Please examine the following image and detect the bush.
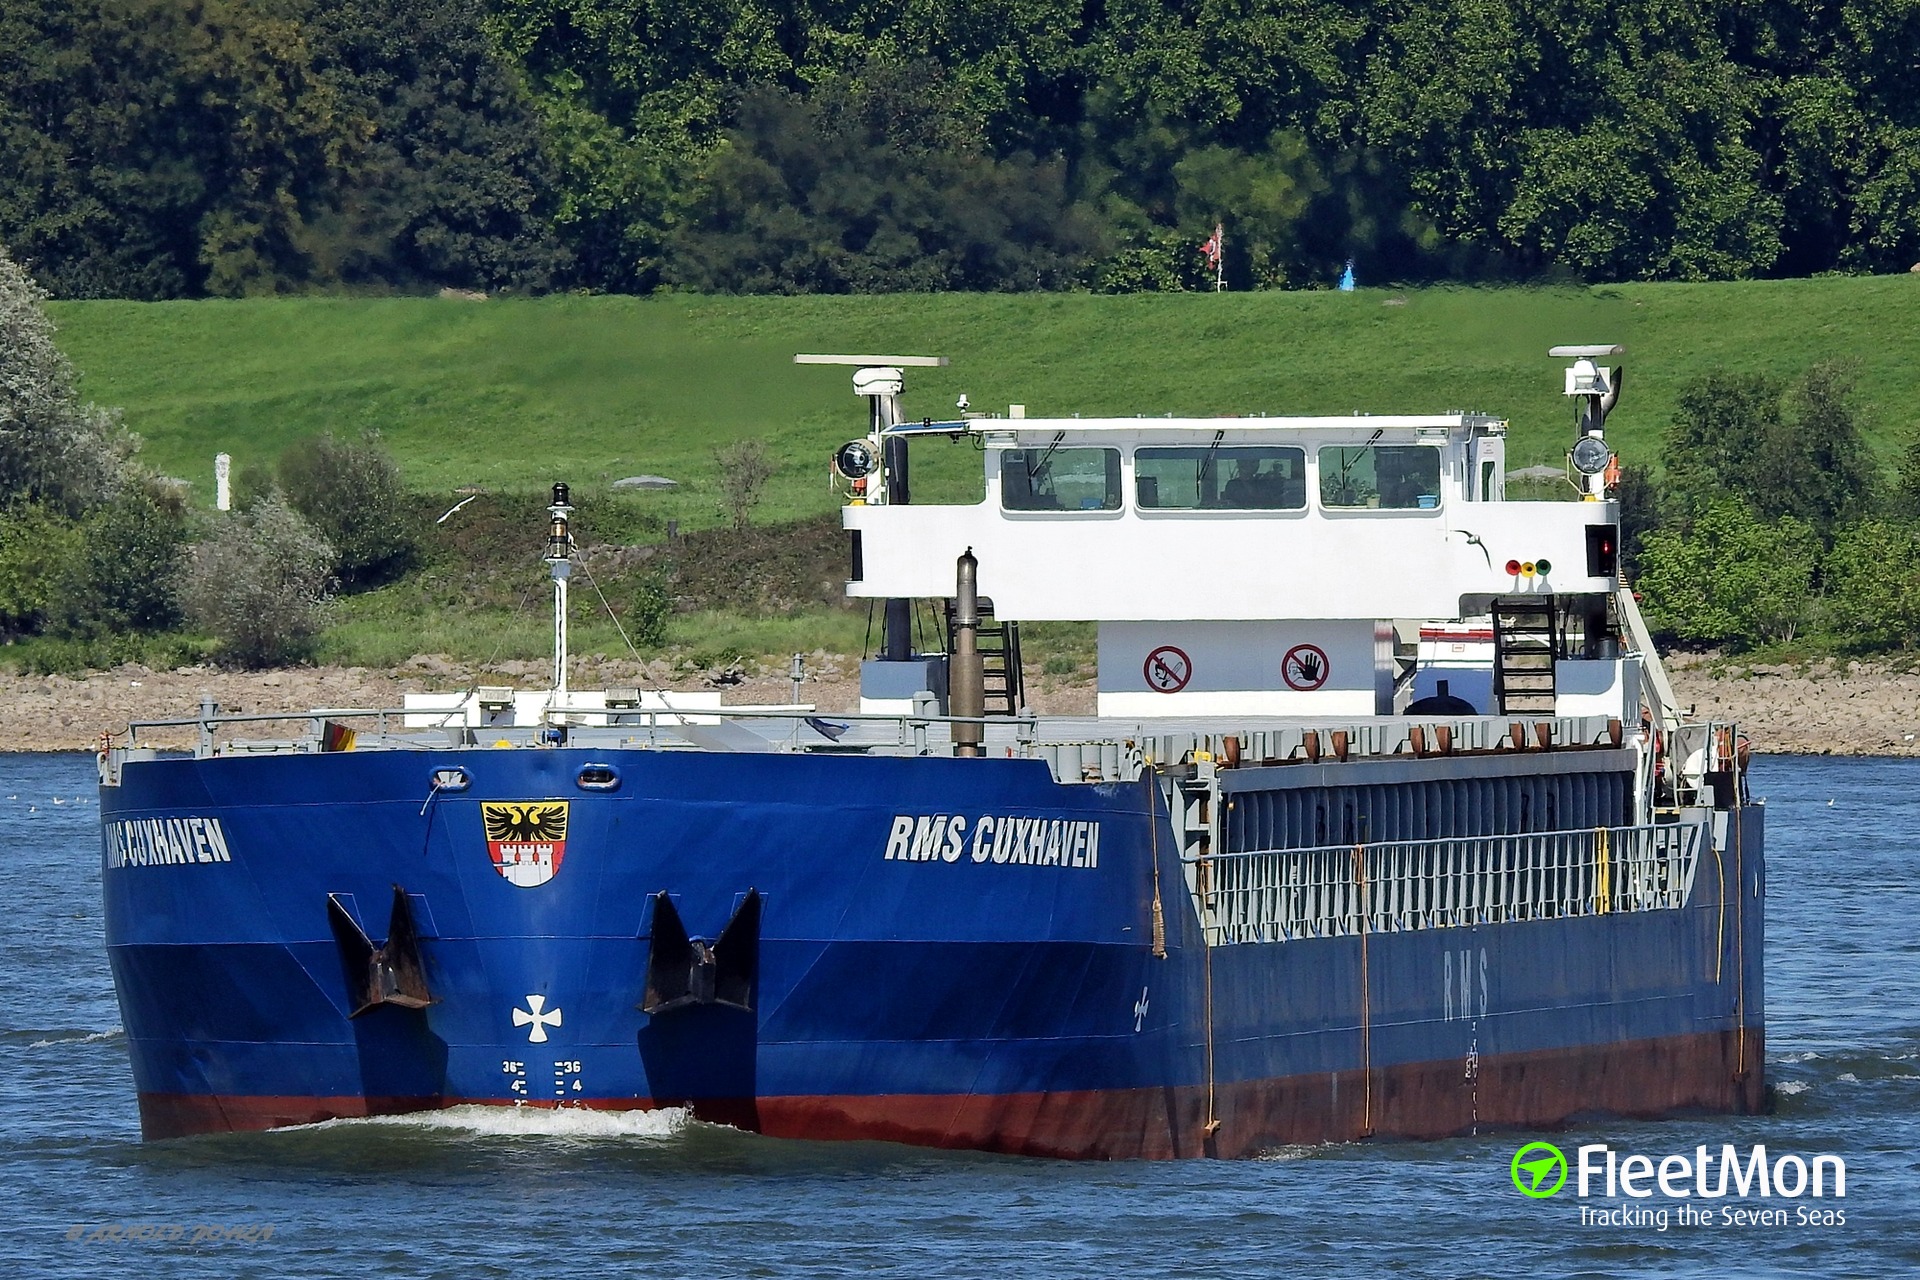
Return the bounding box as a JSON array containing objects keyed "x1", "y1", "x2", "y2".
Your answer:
[
  {"x1": 713, "y1": 440, "x2": 773, "y2": 531},
  {"x1": 277, "y1": 431, "x2": 418, "y2": 589},
  {"x1": 1636, "y1": 501, "x2": 1818, "y2": 648},
  {"x1": 180, "y1": 494, "x2": 335, "y2": 667},
  {"x1": 627, "y1": 576, "x2": 672, "y2": 648},
  {"x1": 54, "y1": 485, "x2": 189, "y2": 638},
  {"x1": 1889, "y1": 437, "x2": 1920, "y2": 522},
  {"x1": 1663, "y1": 362, "x2": 1874, "y2": 539},
  {"x1": 1822, "y1": 519, "x2": 1920, "y2": 650},
  {"x1": 0, "y1": 245, "x2": 128, "y2": 513},
  {"x1": 0, "y1": 505, "x2": 84, "y2": 636}
]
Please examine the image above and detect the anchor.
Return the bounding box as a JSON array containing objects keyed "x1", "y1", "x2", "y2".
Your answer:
[
  {"x1": 327, "y1": 886, "x2": 436, "y2": 1018},
  {"x1": 641, "y1": 890, "x2": 760, "y2": 1014}
]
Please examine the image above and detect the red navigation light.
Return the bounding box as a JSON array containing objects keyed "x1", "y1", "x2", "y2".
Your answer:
[{"x1": 1505, "y1": 559, "x2": 1522, "y2": 575}]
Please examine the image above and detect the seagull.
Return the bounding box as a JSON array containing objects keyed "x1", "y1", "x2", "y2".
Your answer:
[
  {"x1": 436, "y1": 494, "x2": 482, "y2": 524},
  {"x1": 956, "y1": 394, "x2": 970, "y2": 412}
]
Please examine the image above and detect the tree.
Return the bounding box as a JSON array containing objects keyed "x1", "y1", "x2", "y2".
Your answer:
[
  {"x1": 0, "y1": 0, "x2": 563, "y2": 298},
  {"x1": 0, "y1": 0, "x2": 348, "y2": 299},
  {"x1": 54, "y1": 484, "x2": 189, "y2": 637},
  {"x1": 0, "y1": 504, "x2": 82, "y2": 637},
  {"x1": 1890, "y1": 436, "x2": 1920, "y2": 521},
  {"x1": 712, "y1": 440, "x2": 773, "y2": 530},
  {"x1": 0, "y1": 244, "x2": 126, "y2": 512},
  {"x1": 1662, "y1": 369, "x2": 1784, "y2": 518},
  {"x1": 1662, "y1": 361, "x2": 1875, "y2": 540},
  {"x1": 277, "y1": 431, "x2": 417, "y2": 589},
  {"x1": 181, "y1": 494, "x2": 335, "y2": 667},
  {"x1": 1750, "y1": 360, "x2": 1875, "y2": 536},
  {"x1": 1823, "y1": 518, "x2": 1920, "y2": 650},
  {"x1": 294, "y1": 0, "x2": 568, "y2": 291},
  {"x1": 1636, "y1": 500, "x2": 1818, "y2": 648},
  {"x1": 665, "y1": 64, "x2": 1103, "y2": 294}
]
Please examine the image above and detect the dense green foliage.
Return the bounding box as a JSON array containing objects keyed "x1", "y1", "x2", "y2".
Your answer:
[
  {"x1": 16, "y1": 277, "x2": 1920, "y2": 667},
  {"x1": 276, "y1": 431, "x2": 419, "y2": 588},
  {"x1": 180, "y1": 493, "x2": 335, "y2": 666},
  {"x1": 1, "y1": 244, "x2": 190, "y2": 644},
  {"x1": 54, "y1": 487, "x2": 191, "y2": 637},
  {"x1": 1637, "y1": 501, "x2": 1820, "y2": 646},
  {"x1": 665, "y1": 69, "x2": 1101, "y2": 294},
  {"x1": 0, "y1": 0, "x2": 560, "y2": 298},
  {"x1": 1661, "y1": 361, "x2": 1877, "y2": 539},
  {"x1": 0, "y1": 504, "x2": 84, "y2": 636},
  {"x1": 1635, "y1": 356, "x2": 1920, "y2": 653},
  {"x1": 0, "y1": 245, "x2": 126, "y2": 510},
  {"x1": 8, "y1": 0, "x2": 1920, "y2": 296}
]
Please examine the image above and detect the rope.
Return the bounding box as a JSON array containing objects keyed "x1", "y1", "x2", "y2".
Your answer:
[
  {"x1": 426, "y1": 573, "x2": 542, "y2": 729},
  {"x1": 576, "y1": 555, "x2": 702, "y2": 730},
  {"x1": 577, "y1": 556, "x2": 646, "y2": 664}
]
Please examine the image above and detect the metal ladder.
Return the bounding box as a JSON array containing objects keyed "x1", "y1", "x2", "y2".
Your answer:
[
  {"x1": 946, "y1": 597, "x2": 1025, "y2": 715},
  {"x1": 1493, "y1": 595, "x2": 1559, "y2": 714}
]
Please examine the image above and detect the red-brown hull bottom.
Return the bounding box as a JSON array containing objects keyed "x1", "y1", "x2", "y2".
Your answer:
[{"x1": 137, "y1": 1028, "x2": 1764, "y2": 1157}]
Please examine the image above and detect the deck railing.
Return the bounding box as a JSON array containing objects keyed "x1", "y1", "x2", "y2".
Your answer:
[{"x1": 1190, "y1": 821, "x2": 1702, "y2": 946}]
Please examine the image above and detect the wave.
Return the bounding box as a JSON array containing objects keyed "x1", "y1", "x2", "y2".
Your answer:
[
  {"x1": 1254, "y1": 1144, "x2": 1325, "y2": 1162},
  {"x1": 287, "y1": 1103, "x2": 693, "y2": 1140},
  {"x1": 25, "y1": 1026, "x2": 123, "y2": 1049}
]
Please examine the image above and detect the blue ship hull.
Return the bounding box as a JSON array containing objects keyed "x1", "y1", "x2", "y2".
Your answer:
[{"x1": 100, "y1": 747, "x2": 1764, "y2": 1156}]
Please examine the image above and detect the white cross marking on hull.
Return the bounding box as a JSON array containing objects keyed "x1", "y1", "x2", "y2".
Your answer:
[{"x1": 513, "y1": 994, "x2": 563, "y2": 1043}]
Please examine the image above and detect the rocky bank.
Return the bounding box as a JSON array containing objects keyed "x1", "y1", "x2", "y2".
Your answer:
[{"x1": 3, "y1": 652, "x2": 1915, "y2": 755}]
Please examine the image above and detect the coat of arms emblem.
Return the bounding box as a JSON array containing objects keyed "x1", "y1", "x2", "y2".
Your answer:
[{"x1": 481, "y1": 801, "x2": 569, "y2": 888}]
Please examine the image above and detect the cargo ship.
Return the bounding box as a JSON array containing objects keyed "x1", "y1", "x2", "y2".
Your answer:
[{"x1": 98, "y1": 346, "x2": 1764, "y2": 1157}]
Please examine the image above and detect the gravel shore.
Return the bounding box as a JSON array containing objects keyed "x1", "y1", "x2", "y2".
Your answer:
[{"x1": 4, "y1": 651, "x2": 1916, "y2": 756}]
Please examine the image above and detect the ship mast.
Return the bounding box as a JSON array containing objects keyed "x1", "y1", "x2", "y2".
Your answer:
[{"x1": 545, "y1": 482, "x2": 573, "y2": 697}]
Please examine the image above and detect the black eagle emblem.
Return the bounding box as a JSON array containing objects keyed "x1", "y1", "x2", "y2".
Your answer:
[{"x1": 483, "y1": 802, "x2": 568, "y2": 843}]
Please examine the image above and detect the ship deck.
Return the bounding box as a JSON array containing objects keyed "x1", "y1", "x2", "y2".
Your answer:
[{"x1": 111, "y1": 699, "x2": 1653, "y2": 787}]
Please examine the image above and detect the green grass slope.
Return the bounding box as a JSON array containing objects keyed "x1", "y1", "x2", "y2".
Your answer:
[{"x1": 49, "y1": 278, "x2": 1920, "y2": 533}]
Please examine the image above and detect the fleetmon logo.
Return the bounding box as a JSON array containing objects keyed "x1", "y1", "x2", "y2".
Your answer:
[{"x1": 1511, "y1": 1142, "x2": 1569, "y2": 1198}]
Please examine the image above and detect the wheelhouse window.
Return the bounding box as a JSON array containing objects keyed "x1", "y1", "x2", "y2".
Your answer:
[
  {"x1": 999, "y1": 447, "x2": 1122, "y2": 511},
  {"x1": 1134, "y1": 446, "x2": 1307, "y2": 510},
  {"x1": 1319, "y1": 445, "x2": 1443, "y2": 510}
]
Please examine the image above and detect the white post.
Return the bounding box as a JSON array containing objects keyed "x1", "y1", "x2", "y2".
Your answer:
[
  {"x1": 544, "y1": 483, "x2": 574, "y2": 700},
  {"x1": 1215, "y1": 223, "x2": 1225, "y2": 293},
  {"x1": 215, "y1": 454, "x2": 231, "y2": 511},
  {"x1": 552, "y1": 566, "x2": 570, "y2": 697}
]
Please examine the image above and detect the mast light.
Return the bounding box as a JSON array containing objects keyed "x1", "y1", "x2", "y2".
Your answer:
[{"x1": 546, "y1": 482, "x2": 573, "y2": 563}]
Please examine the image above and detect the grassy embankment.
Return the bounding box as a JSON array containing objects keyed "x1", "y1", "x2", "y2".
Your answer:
[{"x1": 44, "y1": 278, "x2": 1920, "y2": 671}]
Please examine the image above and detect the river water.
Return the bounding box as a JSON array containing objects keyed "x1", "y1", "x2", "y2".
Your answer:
[{"x1": 3, "y1": 753, "x2": 1913, "y2": 1277}]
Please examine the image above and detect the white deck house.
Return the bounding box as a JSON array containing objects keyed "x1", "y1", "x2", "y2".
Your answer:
[{"x1": 827, "y1": 359, "x2": 1634, "y2": 722}]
